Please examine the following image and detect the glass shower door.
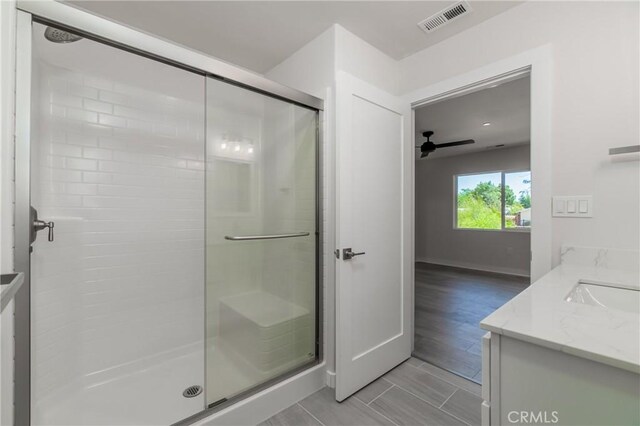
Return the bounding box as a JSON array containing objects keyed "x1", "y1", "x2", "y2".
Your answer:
[
  {"x1": 205, "y1": 78, "x2": 318, "y2": 405},
  {"x1": 29, "y1": 22, "x2": 205, "y2": 425}
]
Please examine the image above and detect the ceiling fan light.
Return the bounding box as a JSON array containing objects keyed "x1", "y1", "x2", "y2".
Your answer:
[{"x1": 482, "y1": 122, "x2": 491, "y2": 126}]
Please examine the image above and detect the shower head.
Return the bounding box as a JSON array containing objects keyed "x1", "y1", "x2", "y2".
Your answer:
[{"x1": 44, "y1": 27, "x2": 83, "y2": 44}]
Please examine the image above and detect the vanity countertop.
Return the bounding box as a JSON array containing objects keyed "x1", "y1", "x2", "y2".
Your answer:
[
  {"x1": 481, "y1": 263, "x2": 640, "y2": 374},
  {"x1": 1, "y1": 272, "x2": 25, "y2": 313}
]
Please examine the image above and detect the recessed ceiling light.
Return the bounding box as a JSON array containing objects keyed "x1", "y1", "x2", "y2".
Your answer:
[{"x1": 482, "y1": 122, "x2": 491, "y2": 126}]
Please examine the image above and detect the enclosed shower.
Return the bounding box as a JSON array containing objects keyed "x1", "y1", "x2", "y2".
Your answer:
[{"x1": 20, "y1": 18, "x2": 320, "y2": 425}]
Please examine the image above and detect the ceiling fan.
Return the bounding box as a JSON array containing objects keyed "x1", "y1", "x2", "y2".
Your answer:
[{"x1": 415, "y1": 131, "x2": 475, "y2": 158}]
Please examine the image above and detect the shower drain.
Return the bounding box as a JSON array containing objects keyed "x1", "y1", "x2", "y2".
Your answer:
[{"x1": 183, "y1": 385, "x2": 203, "y2": 398}]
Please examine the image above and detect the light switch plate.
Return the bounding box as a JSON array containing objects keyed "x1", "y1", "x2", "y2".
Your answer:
[{"x1": 553, "y1": 196, "x2": 593, "y2": 218}]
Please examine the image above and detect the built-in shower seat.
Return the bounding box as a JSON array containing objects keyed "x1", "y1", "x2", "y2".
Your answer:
[{"x1": 219, "y1": 291, "x2": 313, "y2": 373}]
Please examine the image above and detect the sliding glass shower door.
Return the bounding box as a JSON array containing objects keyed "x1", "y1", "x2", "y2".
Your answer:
[
  {"x1": 205, "y1": 78, "x2": 318, "y2": 405},
  {"x1": 29, "y1": 22, "x2": 205, "y2": 425},
  {"x1": 25, "y1": 19, "x2": 318, "y2": 426}
]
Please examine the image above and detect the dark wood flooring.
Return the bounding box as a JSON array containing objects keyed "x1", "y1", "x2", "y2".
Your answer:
[{"x1": 413, "y1": 262, "x2": 530, "y2": 383}]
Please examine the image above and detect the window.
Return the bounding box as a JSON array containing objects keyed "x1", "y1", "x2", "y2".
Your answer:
[
  {"x1": 456, "y1": 171, "x2": 531, "y2": 230},
  {"x1": 504, "y1": 171, "x2": 531, "y2": 228}
]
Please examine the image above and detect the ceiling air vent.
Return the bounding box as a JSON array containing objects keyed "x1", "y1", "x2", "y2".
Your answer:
[{"x1": 417, "y1": 1, "x2": 473, "y2": 34}]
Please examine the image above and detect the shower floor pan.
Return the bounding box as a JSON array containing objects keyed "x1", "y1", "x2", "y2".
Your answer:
[{"x1": 32, "y1": 348, "x2": 204, "y2": 426}]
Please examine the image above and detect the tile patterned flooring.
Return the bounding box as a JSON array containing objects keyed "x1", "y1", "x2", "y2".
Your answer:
[
  {"x1": 260, "y1": 263, "x2": 526, "y2": 426},
  {"x1": 259, "y1": 357, "x2": 483, "y2": 426}
]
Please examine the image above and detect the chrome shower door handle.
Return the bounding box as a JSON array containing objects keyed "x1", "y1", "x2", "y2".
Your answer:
[
  {"x1": 342, "y1": 248, "x2": 365, "y2": 260},
  {"x1": 224, "y1": 232, "x2": 310, "y2": 241},
  {"x1": 34, "y1": 220, "x2": 55, "y2": 242},
  {"x1": 30, "y1": 206, "x2": 54, "y2": 243}
]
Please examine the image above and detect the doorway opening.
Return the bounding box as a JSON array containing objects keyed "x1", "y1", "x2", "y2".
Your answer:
[{"x1": 412, "y1": 74, "x2": 532, "y2": 383}]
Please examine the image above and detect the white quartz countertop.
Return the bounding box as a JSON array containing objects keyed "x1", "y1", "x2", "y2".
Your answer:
[{"x1": 481, "y1": 264, "x2": 640, "y2": 374}]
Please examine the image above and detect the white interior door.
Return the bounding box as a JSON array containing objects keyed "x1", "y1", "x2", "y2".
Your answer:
[{"x1": 335, "y1": 71, "x2": 412, "y2": 401}]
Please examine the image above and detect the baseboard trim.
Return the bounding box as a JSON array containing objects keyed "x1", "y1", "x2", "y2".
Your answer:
[
  {"x1": 326, "y1": 370, "x2": 336, "y2": 388},
  {"x1": 194, "y1": 363, "x2": 326, "y2": 426},
  {"x1": 416, "y1": 257, "x2": 531, "y2": 278}
]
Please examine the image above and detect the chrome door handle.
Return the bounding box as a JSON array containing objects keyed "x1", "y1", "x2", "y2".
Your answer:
[
  {"x1": 34, "y1": 220, "x2": 55, "y2": 242},
  {"x1": 30, "y1": 206, "x2": 54, "y2": 243},
  {"x1": 342, "y1": 248, "x2": 365, "y2": 260}
]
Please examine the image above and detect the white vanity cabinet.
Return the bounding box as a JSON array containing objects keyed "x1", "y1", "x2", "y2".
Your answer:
[
  {"x1": 481, "y1": 332, "x2": 640, "y2": 426},
  {"x1": 1, "y1": 272, "x2": 23, "y2": 426},
  {"x1": 1, "y1": 299, "x2": 15, "y2": 426}
]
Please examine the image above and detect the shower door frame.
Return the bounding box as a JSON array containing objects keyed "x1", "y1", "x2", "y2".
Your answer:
[{"x1": 13, "y1": 2, "x2": 324, "y2": 425}]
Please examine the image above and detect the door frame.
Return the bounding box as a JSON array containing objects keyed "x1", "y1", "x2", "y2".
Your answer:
[
  {"x1": 13, "y1": 10, "x2": 33, "y2": 426},
  {"x1": 403, "y1": 46, "x2": 553, "y2": 350}
]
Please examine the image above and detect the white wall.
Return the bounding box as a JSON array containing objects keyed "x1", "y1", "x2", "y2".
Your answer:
[
  {"x1": 415, "y1": 145, "x2": 531, "y2": 276},
  {"x1": 267, "y1": 24, "x2": 399, "y2": 97},
  {"x1": 266, "y1": 27, "x2": 336, "y2": 100},
  {"x1": 402, "y1": 1, "x2": 640, "y2": 265},
  {"x1": 334, "y1": 26, "x2": 400, "y2": 96}
]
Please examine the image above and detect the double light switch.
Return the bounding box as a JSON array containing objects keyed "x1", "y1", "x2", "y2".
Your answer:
[{"x1": 553, "y1": 195, "x2": 592, "y2": 217}]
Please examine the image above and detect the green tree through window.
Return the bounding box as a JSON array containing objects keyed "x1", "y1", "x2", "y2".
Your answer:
[{"x1": 456, "y1": 171, "x2": 531, "y2": 230}]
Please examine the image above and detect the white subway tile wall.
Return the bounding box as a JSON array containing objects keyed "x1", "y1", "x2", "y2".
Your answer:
[{"x1": 31, "y1": 35, "x2": 205, "y2": 424}]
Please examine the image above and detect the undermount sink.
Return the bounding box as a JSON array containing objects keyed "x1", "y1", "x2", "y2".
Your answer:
[{"x1": 566, "y1": 281, "x2": 640, "y2": 314}]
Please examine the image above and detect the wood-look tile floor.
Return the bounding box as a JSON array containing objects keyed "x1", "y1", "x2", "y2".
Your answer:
[
  {"x1": 259, "y1": 358, "x2": 483, "y2": 426},
  {"x1": 413, "y1": 262, "x2": 529, "y2": 383}
]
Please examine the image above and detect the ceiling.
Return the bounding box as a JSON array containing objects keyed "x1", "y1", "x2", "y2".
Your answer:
[
  {"x1": 415, "y1": 76, "x2": 531, "y2": 160},
  {"x1": 65, "y1": 1, "x2": 523, "y2": 73}
]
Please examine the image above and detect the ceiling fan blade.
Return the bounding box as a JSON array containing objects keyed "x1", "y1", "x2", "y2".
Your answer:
[{"x1": 434, "y1": 139, "x2": 475, "y2": 148}]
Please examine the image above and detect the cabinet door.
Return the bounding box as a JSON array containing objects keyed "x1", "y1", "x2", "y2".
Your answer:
[
  {"x1": 482, "y1": 401, "x2": 491, "y2": 426},
  {"x1": 481, "y1": 332, "x2": 492, "y2": 426},
  {"x1": 482, "y1": 332, "x2": 491, "y2": 402},
  {"x1": 490, "y1": 333, "x2": 501, "y2": 425}
]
